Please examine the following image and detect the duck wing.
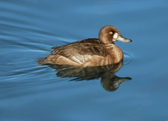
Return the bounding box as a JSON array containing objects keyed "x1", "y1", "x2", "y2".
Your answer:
[
  {"x1": 51, "y1": 42, "x2": 108, "y2": 57},
  {"x1": 49, "y1": 42, "x2": 109, "y2": 65}
]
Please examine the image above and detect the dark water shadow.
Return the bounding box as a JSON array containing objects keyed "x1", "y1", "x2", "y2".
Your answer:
[{"x1": 49, "y1": 60, "x2": 131, "y2": 92}]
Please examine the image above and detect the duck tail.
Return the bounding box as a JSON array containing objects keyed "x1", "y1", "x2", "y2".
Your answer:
[{"x1": 37, "y1": 58, "x2": 50, "y2": 65}]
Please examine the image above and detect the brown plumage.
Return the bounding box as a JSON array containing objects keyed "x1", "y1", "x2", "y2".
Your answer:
[{"x1": 37, "y1": 25, "x2": 132, "y2": 66}]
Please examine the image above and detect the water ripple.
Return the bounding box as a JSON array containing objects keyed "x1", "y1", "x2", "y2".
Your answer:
[{"x1": 123, "y1": 51, "x2": 135, "y2": 66}]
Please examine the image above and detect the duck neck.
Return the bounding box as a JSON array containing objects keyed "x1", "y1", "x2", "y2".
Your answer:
[{"x1": 102, "y1": 44, "x2": 123, "y2": 63}]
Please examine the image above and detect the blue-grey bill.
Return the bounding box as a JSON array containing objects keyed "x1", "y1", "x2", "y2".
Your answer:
[{"x1": 117, "y1": 35, "x2": 132, "y2": 43}]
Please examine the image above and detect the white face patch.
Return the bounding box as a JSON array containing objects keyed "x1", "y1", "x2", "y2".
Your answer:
[
  {"x1": 112, "y1": 33, "x2": 119, "y2": 41},
  {"x1": 113, "y1": 33, "x2": 119, "y2": 39}
]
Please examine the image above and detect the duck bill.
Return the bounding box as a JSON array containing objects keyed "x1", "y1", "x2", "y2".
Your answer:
[{"x1": 117, "y1": 35, "x2": 132, "y2": 43}]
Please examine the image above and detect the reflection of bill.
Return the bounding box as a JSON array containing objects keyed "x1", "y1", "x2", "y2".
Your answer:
[{"x1": 50, "y1": 60, "x2": 131, "y2": 92}]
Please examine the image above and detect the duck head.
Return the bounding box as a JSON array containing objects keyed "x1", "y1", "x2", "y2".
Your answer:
[{"x1": 99, "y1": 25, "x2": 132, "y2": 44}]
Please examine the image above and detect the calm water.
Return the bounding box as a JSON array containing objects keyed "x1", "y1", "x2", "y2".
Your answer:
[{"x1": 0, "y1": 0, "x2": 168, "y2": 121}]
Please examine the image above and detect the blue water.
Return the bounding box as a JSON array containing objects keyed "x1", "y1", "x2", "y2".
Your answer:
[{"x1": 0, "y1": 0, "x2": 168, "y2": 121}]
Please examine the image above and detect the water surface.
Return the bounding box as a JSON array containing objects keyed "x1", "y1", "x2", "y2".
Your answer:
[{"x1": 0, "y1": 0, "x2": 168, "y2": 121}]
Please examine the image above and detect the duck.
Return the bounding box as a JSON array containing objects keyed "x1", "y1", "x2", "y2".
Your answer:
[{"x1": 37, "y1": 25, "x2": 132, "y2": 66}]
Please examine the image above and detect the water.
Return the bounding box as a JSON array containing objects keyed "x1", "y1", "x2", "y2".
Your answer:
[{"x1": 0, "y1": 0, "x2": 168, "y2": 121}]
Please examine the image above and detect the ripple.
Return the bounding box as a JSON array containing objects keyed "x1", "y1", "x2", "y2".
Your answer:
[{"x1": 123, "y1": 51, "x2": 135, "y2": 66}]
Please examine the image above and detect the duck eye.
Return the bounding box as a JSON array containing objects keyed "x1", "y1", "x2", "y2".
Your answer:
[{"x1": 109, "y1": 31, "x2": 113, "y2": 35}]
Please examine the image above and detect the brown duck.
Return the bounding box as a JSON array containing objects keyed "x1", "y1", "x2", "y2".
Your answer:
[{"x1": 37, "y1": 25, "x2": 132, "y2": 66}]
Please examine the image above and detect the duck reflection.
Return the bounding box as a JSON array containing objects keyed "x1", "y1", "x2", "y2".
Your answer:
[{"x1": 49, "y1": 60, "x2": 131, "y2": 92}]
